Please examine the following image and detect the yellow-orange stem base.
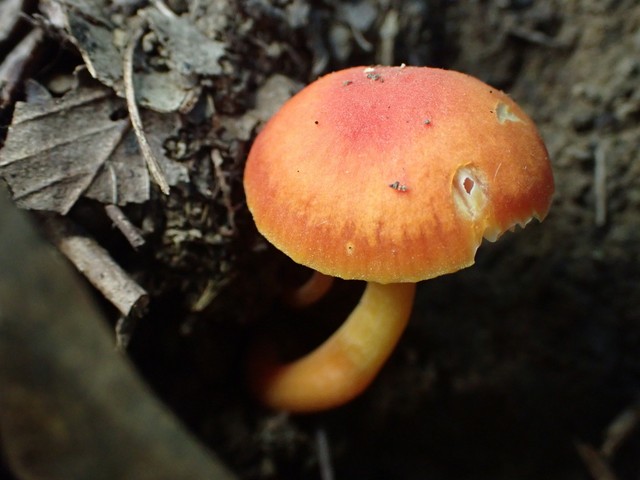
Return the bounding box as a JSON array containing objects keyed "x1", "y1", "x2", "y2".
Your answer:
[{"x1": 248, "y1": 282, "x2": 416, "y2": 412}]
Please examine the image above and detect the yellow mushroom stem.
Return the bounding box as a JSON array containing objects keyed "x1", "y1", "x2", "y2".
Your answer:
[
  {"x1": 249, "y1": 281, "x2": 417, "y2": 412},
  {"x1": 284, "y1": 271, "x2": 335, "y2": 309}
]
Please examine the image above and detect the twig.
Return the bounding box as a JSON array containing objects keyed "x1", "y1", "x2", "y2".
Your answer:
[
  {"x1": 211, "y1": 149, "x2": 237, "y2": 234},
  {"x1": 508, "y1": 26, "x2": 567, "y2": 48},
  {"x1": 594, "y1": 141, "x2": 608, "y2": 227},
  {"x1": 41, "y1": 214, "x2": 149, "y2": 317},
  {"x1": 601, "y1": 402, "x2": 640, "y2": 458},
  {"x1": 315, "y1": 428, "x2": 335, "y2": 480},
  {"x1": 575, "y1": 441, "x2": 618, "y2": 480},
  {"x1": 378, "y1": 9, "x2": 398, "y2": 66},
  {"x1": 150, "y1": 0, "x2": 177, "y2": 18},
  {"x1": 123, "y1": 24, "x2": 170, "y2": 195},
  {"x1": 105, "y1": 204, "x2": 146, "y2": 249},
  {"x1": 190, "y1": 278, "x2": 229, "y2": 313}
]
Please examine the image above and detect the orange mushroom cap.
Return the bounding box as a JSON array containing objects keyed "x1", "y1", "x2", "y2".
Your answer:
[{"x1": 244, "y1": 65, "x2": 554, "y2": 284}]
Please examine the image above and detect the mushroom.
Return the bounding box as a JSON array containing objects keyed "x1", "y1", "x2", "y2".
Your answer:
[{"x1": 243, "y1": 65, "x2": 554, "y2": 412}]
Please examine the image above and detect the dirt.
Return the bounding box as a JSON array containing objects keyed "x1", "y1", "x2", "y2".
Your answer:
[{"x1": 3, "y1": 0, "x2": 640, "y2": 479}]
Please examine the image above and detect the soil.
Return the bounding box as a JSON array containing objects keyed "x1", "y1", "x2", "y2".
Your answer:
[{"x1": 3, "y1": 0, "x2": 640, "y2": 479}]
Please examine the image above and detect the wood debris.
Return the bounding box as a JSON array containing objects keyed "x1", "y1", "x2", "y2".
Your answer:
[
  {"x1": 123, "y1": 24, "x2": 170, "y2": 194},
  {"x1": 575, "y1": 442, "x2": 618, "y2": 480},
  {"x1": 41, "y1": 214, "x2": 149, "y2": 317},
  {"x1": 0, "y1": 189, "x2": 237, "y2": 480},
  {"x1": 600, "y1": 403, "x2": 640, "y2": 458},
  {"x1": 105, "y1": 204, "x2": 145, "y2": 249},
  {"x1": 576, "y1": 401, "x2": 640, "y2": 480},
  {"x1": 594, "y1": 141, "x2": 608, "y2": 227}
]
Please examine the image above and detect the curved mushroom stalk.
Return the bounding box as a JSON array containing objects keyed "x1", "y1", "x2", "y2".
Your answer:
[
  {"x1": 284, "y1": 271, "x2": 335, "y2": 309},
  {"x1": 249, "y1": 282, "x2": 416, "y2": 413}
]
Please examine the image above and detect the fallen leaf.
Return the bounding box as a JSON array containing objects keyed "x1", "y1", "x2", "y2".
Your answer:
[
  {"x1": 0, "y1": 0, "x2": 23, "y2": 43},
  {"x1": 144, "y1": 7, "x2": 225, "y2": 77},
  {"x1": 0, "y1": 84, "x2": 189, "y2": 213},
  {"x1": 0, "y1": 87, "x2": 128, "y2": 214},
  {"x1": 65, "y1": 7, "x2": 124, "y2": 92},
  {"x1": 51, "y1": 2, "x2": 229, "y2": 114},
  {"x1": 85, "y1": 108, "x2": 189, "y2": 205}
]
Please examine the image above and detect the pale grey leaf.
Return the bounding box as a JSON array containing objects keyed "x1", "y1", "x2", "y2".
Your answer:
[
  {"x1": 0, "y1": 0, "x2": 23, "y2": 44},
  {"x1": 133, "y1": 67, "x2": 195, "y2": 113},
  {"x1": 85, "y1": 108, "x2": 188, "y2": 205},
  {"x1": 65, "y1": 9, "x2": 124, "y2": 92},
  {"x1": 0, "y1": 87, "x2": 129, "y2": 214},
  {"x1": 145, "y1": 7, "x2": 225, "y2": 77}
]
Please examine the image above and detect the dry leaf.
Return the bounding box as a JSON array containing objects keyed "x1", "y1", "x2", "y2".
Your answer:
[
  {"x1": 85, "y1": 108, "x2": 189, "y2": 205},
  {"x1": 0, "y1": 0, "x2": 23, "y2": 43},
  {"x1": 65, "y1": 8, "x2": 124, "y2": 92},
  {"x1": 50, "y1": 2, "x2": 228, "y2": 114},
  {"x1": 0, "y1": 87, "x2": 129, "y2": 214},
  {"x1": 132, "y1": 67, "x2": 198, "y2": 114},
  {"x1": 0, "y1": 29, "x2": 45, "y2": 108},
  {"x1": 144, "y1": 7, "x2": 225, "y2": 77},
  {"x1": 0, "y1": 84, "x2": 188, "y2": 213}
]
